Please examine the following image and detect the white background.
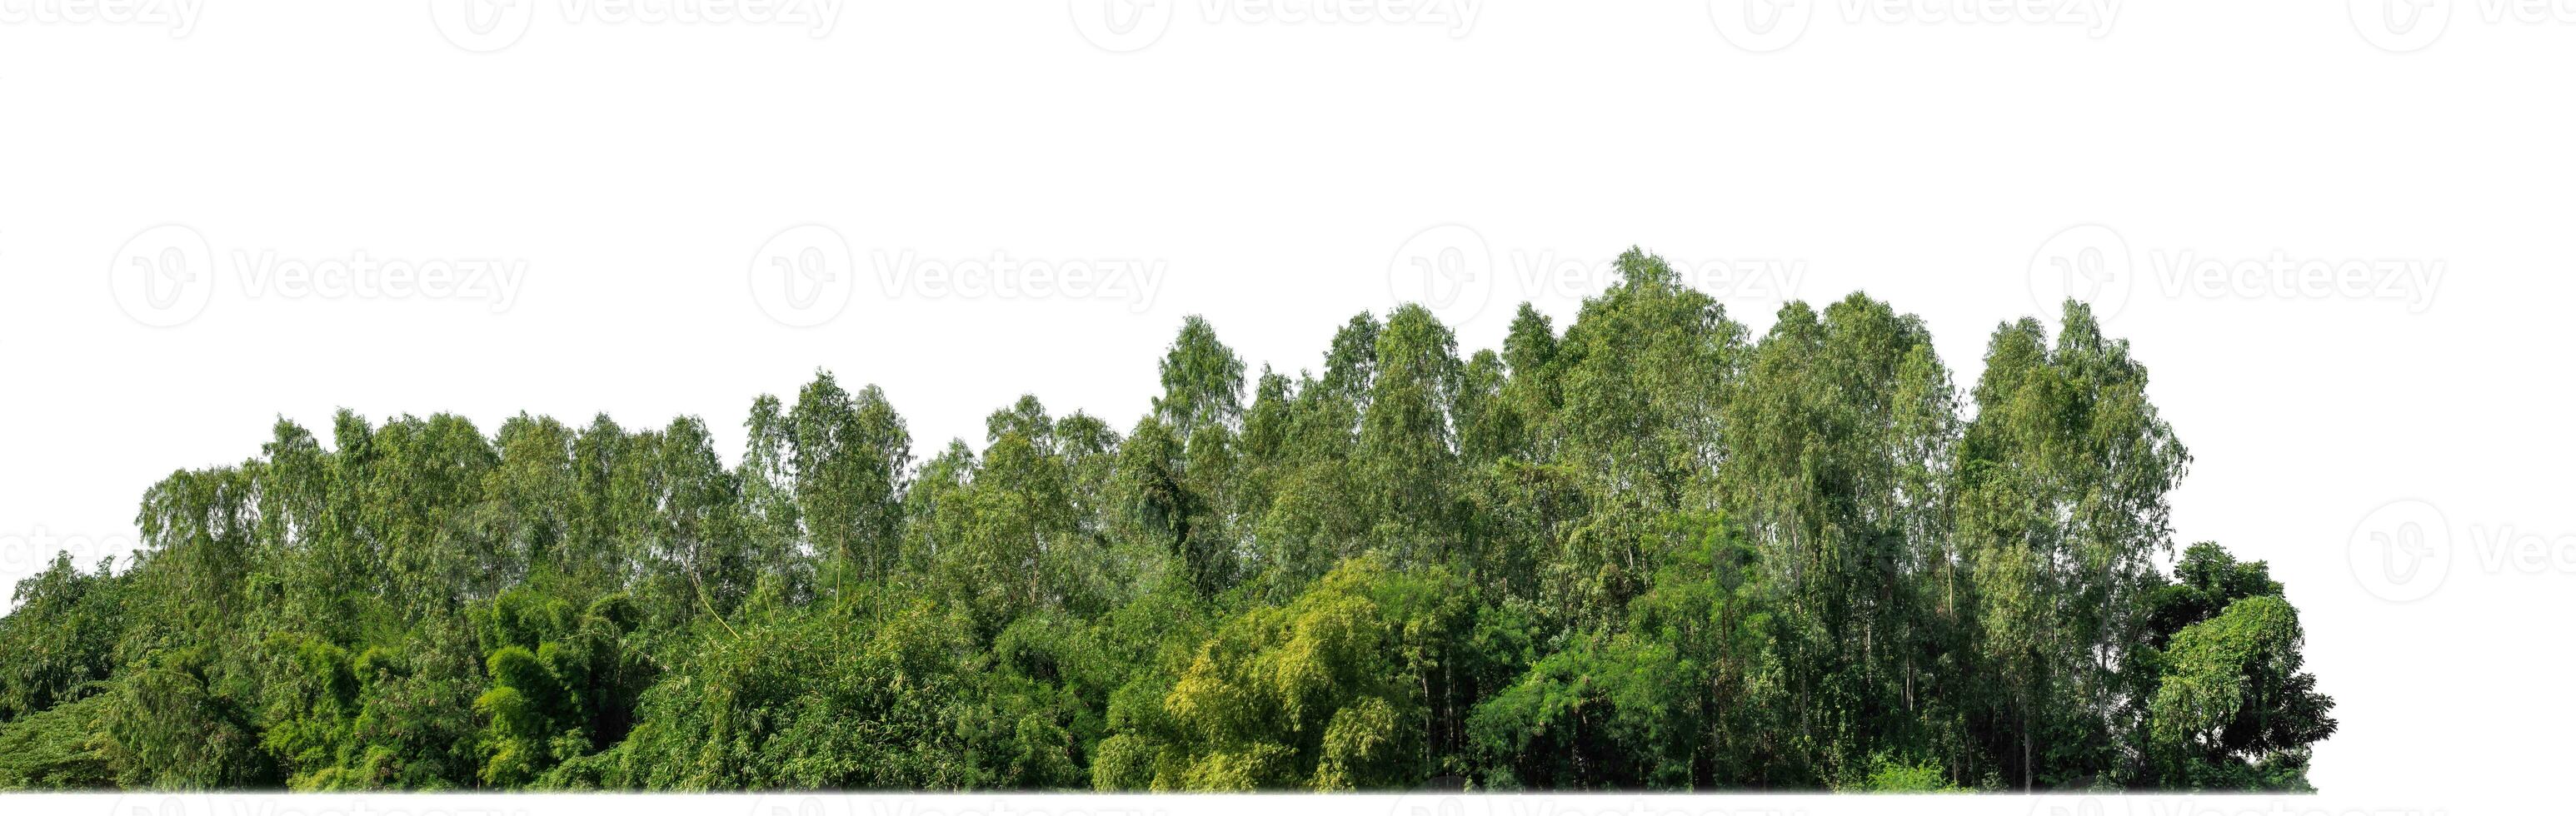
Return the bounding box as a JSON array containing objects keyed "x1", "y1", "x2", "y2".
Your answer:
[{"x1": 2, "y1": 1, "x2": 2567, "y2": 810}]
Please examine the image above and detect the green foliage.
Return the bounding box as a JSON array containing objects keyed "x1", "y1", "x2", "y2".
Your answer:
[
  {"x1": 101, "y1": 649, "x2": 270, "y2": 788},
  {"x1": 0, "y1": 254, "x2": 2334, "y2": 792},
  {"x1": 0, "y1": 694, "x2": 117, "y2": 789},
  {"x1": 2146, "y1": 595, "x2": 2334, "y2": 790},
  {"x1": 0, "y1": 555, "x2": 127, "y2": 721},
  {"x1": 791, "y1": 371, "x2": 912, "y2": 595},
  {"x1": 1471, "y1": 631, "x2": 1696, "y2": 789},
  {"x1": 1850, "y1": 754, "x2": 1969, "y2": 792},
  {"x1": 612, "y1": 597, "x2": 981, "y2": 789},
  {"x1": 1152, "y1": 556, "x2": 1420, "y2": 790}
]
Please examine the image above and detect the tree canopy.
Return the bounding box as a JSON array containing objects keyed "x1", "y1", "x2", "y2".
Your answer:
[{"x1": 0, "y1": 250, "x2": 2332, "y2": 792}]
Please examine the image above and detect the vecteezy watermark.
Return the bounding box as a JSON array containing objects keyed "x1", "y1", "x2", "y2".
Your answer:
[
  {"x1": 750, "y1": 796, "x2": 1176, "y2": 816},
  {"x1": 1388, "y1": 794, "x2": 1805, "y2": 816},
  {"x1": 2026, "y1": 224, "x2": 2443, "y2": 323},
  {"x1": 1708, "y1": 0, "x2": 2120, "y2": 53},
  {"x1": 108, "y1": 225, "x2": 530, "y2": 327},
  {"x1": 0, "y1": 0, "x2": 202, "y2": 36},
  {"x1": 2026, "y1": 224, "x2": 2134, "y2": 322},
  {"x1": 107, "y1": 793, "x2": 203, "y2": 816},
  {"x1": 1387, "y1": 223, "x2": 1805, "y2": 328},
  {"x1": 2349, "y1": 0, "x2": 2576, "y2": 53},
  {"x1": 748, "y1": 794, "x2": 830, "y2": 816},
  {"x1": 2031, "y1": 794, "x2": 2448, "y2": 816},
  {"x1": 1388, "y1": 224, "x2": 1497, "y2": 321},
  {"x1": 0, "y1": 527, "x2": 135, "y2": 579},
  {"x1": 750, "y1": 224, "x2": 856, "y2": 328},
  {"x1": 867, "y1": 250, "x2": 1167, "y2": 313},
  {"x1": 748, "y1": 224, "x2": 1168, "y2": 327},
  {"x1": 109, "y1": 794, "x2": 533, "y2": 816},
  {"x1": 429, "y1": 0, "x2": 847, "y2": 53},
  {"x1": 1069, "y1": 0, "x2": 1483, "y2": 53},
  {"x1": 2349, "y1": 500, "x2": 2453, "y2": 602},
  {"x1": 2351, "y1": 499, "x2": 2576, "y2": 603}
]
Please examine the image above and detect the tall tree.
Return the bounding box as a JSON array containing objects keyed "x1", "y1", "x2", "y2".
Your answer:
[{"x1": 789, "y1": 371, "x2": 913, "y2": 598}]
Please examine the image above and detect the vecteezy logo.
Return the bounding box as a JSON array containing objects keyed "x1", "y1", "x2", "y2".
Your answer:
[
  {"x1": 2351, "y1": 499, "x2": 2452, "y2": 602},
  {"x1": 430, "y1": 0, "x2": 537, "y2": 52},
  {"x1": 2027, "y1": 796, "x2": 2107, "y2": 816},
  {"x1": 750, "y1": 225, "x2": 856, "y2": 327},
  {"x1": 107, "y1": 794, "x2": 208, "y2": 816},
  {"x1": 2349, "y1": 0, "x2": 2452, "y2": 52},
  {"x1": 1387, "y1": 791, "x2": 1478, "y2": 816},
  {"x1": 746, "y1": 793, "x2": 835, "y2": 816},
  {"x1": 1071, "y1": 0, "x2": 1175, "y2": 52},
  {"x1": 1388, "y1": 223, "x2": 1495, "y2": 324},
  {"x1": 1708, "y1": 0, "x2": 1812, "y2": 52},
  {"x1": 2027, "y1": 224, "x2": 2133, "y2": 322},
  {"x1": 109, "y1": 225, "x2": 216, "y2": 327}
]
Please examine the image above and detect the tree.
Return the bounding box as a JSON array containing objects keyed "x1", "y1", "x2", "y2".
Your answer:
[
  {"x1": 737, "y1": 395, "x2": 806, "y2": 597},
  {"x1": 0, "y1": 555, "x2": 126, "y2": 721},
  {"x1": 790, "y1": 371, "x2": 913, "y2": 597},
  {"x1": 1355, "y1": 304, "x2": 1467, "y2": 565},
  {"x1": 1954, "y1": 302, "x2": 2189, "y2": 789},
  {"x1": 1152, "y1": 556, "x2": 1422, "y2": 790},
  {"x1": 2148, "y1": 595, "x2": 2334, "y2": 789},
  {"x1": 1155, "y1": 316, "x2": 1248, "y2": 439}
]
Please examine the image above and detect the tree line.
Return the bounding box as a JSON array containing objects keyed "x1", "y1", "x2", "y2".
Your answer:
[{"x1": 0, "y1": 250, "x2": 2333, "y2": 791}]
